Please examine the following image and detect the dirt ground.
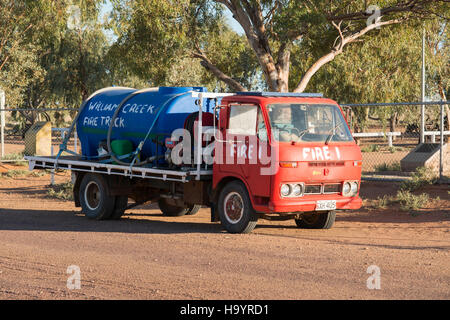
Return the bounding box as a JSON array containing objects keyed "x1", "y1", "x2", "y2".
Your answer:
[{"x1": 0, "y1": 166, "x2": 449, "y2": 300}]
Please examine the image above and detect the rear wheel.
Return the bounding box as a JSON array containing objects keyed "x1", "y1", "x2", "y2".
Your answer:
[
  {"x1": 218, "y1": 181, "x2": 258, "y2": 234},
  {"x1": 79, "y1": 174, "x2": 115, "y2": 220},
  {"x1": 295, "y1": 211, "x2": 336, "y2": 229},
  {"x1": 110, "y1": 196, "x2": 128, "y2": 220},
  {"x1": 186, "y1": 204, "x2": 201, "y2": 216}
]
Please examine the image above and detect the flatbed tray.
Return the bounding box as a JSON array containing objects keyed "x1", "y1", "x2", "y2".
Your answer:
[{"x1": 25, "y1": 156, "x2": 213, "y2": 183}]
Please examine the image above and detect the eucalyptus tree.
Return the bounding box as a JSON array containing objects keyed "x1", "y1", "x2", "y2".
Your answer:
[{"x1": 109, "y1": 0, "x2": 448, "y2": 94}]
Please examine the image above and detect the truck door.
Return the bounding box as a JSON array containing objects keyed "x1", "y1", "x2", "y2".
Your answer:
[{"x1": 215, "y1": 103, "x2": 271, "y2": 198}]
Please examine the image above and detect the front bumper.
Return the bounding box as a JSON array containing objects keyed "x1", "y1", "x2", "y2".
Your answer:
[{"x1": 268, "y1": 195, "x2": 362, "y2": 213}]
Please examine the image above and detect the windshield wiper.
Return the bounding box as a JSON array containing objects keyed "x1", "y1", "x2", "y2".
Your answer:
[{"x1": 325, "y1": 122, "x2": 344, "y2": 145}]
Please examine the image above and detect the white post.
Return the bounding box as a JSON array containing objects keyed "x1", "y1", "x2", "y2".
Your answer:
[
  {"x1": 196, "y1": 93, "x2": 203, "y2": 180},
  {"x1": 51, "y1": 143, "x2": 55, "y2": 185},
  {"x1": 0, "y1": 89, "x2": 5, "y2": 158},
  {"x1": 420, "y1": 27, "x2": 426, "y2": 144},
  {"x1": 440, "y1": 104, "x2": 444, "y2": 181},
  {"x1": 74, "y1": 129, "x2": 78, "y2": 154}
]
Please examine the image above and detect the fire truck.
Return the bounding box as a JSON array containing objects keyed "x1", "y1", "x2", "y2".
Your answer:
[{"x1": 26, "y1": 87, "x2": 362, "y2": 234}]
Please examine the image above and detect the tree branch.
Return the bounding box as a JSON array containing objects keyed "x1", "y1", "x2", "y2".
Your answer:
[
  {"x1": 192, "y1": 48, "x2": 247, "y2": 92},
  {"x1": 294, "y1": 18, "x2": 404, "y2": 93},
  {"x1": 327, "y1": 0, "x2": 433, "y2": 22}
]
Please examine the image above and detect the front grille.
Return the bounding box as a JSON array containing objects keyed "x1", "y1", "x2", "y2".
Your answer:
[
  {"x1": 304, "y1": 184, "x2": 342, "y2": 195},
  {"x1": 304, "y1": 185, "x2": 322, "y2": 194},
  {"x1": 309, "y1": 161, "x2": 345, "y2": 167},
  {"x1": 323, "y1": 184, "x2": 341, "y2": 194}
]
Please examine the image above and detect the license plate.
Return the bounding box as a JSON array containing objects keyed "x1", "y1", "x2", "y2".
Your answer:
[{"x1": 315, "y1": 200, "x2": 336, "y2": 211}]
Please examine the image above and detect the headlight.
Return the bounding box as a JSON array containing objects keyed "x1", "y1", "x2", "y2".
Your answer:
[
  {"x1": 280, "y1": 183, "x2": 304, "y2": 197},
  {"x1": 350, "y1": 182, "x2": 358, "y2": 194},
  {"x1": 342, "y1": 182, "x2": 351, "y2": 196},
  {"x1": 343, "y1": 181, "x2": 358, "y2": 197},
  {"x1": 280, "y1": 184, "x2": 291, "y2": 197},
  {"x1": 292, "y1": 184, "x2": 303, "y2": 197}
]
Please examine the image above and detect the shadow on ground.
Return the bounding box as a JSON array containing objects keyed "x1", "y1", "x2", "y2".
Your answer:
[{"x1": 0, "y1": 208, "x2": 224, "y2": 235}]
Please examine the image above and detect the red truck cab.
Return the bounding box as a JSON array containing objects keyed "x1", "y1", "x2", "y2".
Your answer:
[{"x1": 212, "y1": 92, "x2": 362, "y2": 233}]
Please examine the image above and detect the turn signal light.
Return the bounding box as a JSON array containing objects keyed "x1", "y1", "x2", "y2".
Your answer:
[
  {"x1": 353, "y1": 161, "x2": 362, "y2": 167},
  {"x1": 280, "y1": 161, "x2": 298, "y2": 168}
]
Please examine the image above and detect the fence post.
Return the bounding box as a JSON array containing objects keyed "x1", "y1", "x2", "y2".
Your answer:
[
  {"x1": 0, "y1": 89, "x2": 5, "y2": 158},
  {"x1": 74, "y1": 129, "x2": 78, "y2": 154},
  {"x1": 440, "y1": 104, "x2": 444, "y2": 181},
  {"x1": 388, "y1": 134, "x2": 393, "y2": 148},
  {"x1": 420, "y1": 27, "x2": 426, "y2": 144}
]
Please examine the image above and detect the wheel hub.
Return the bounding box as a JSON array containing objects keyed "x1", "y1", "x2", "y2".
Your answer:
[
  {"x1": 85, "y1": 181, "x2": 101, "y2": 211},
  {"x1": 224, "y1": 192, "x2": 244, "y2": 224}
]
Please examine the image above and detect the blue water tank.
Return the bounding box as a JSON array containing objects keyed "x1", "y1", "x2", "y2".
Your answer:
[{"x1": 76, "y1": 86, "x2": 215, "y2": 162}]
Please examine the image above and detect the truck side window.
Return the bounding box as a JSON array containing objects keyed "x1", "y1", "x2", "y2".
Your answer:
[
  {"x1": 228, "y1": 105, "x2": 257, "y2": 136},
  {"x1": 257, "y1": 107, "x2": 268, "y2": 142}
]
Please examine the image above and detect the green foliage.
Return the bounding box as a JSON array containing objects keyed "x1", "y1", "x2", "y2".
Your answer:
[
  {"x1": 400, "y1": 166, "x2": 438, "y2": 191},
  {"x1": 375, "y1": 162, "x2": 401, "y2": 172},
  {"x1": 388, "y1": 146, "x2": 404, "y2": 153},
  {"x1": 0, "y1": 152, "x2": 26, "y2": 166},
  {"x1": 373, "y1": 195, "x2": 391, "y2": 209},
  {"x1": 47, "y1": 182, "x2": 74, "y2": 201},
  {"x1": 298, "y1": 18, "x2": 448, "y2": 131},
  {"x1": 108, "y1": 0, "x2": 192, "y2": 85},
  {"x1": 0, "y1": 169, "x2": 29, "y2": 178},
  {"x1": 1, "y1": 0, "x2": 448, "y2": 126},
  {"x1": 360, "y1": 144, "x2": 380, "y2": 153},
  {"x1": 395, "y1": 190, "x2": 430, "y2": 212},
  {"x1": 372, "y1": 189, "x2": 434, "y2": 213}
]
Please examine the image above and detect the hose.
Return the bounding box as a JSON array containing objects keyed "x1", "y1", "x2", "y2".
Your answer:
[
  {"x1": 107, "y1": 89, "x2": 194, "y2": 167},
  {"x1": 55, "y1": 86, "x2": 134, "y2": 162}
]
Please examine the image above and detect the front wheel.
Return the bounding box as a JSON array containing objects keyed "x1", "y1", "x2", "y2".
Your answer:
[
  {"x1": 218, "y1": 181, "x2": 258, "y2": 234},
  {"x1": 295, "y1": 211, "x2": 336, "y2": 229}
]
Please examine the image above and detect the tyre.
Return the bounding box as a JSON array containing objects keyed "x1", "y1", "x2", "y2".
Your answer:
[
  {"x1": 186, "y1": 204, "x2": 201, "y2": 216},
  {"x1": 109, "y1": 196, "x2": 128, "y2": 220},
  {"x1": 295, "y1": 211, "x2": 336, "y2": 229},
  {"x1": 218, "y1": 181, "x2": 258, "y2": 234},
  {"x1": 158, "y1": 198, "x2": 189, "y2": 217},
  {"x1": 79, "y1": 173, "x2": 116, "y2": 220}
]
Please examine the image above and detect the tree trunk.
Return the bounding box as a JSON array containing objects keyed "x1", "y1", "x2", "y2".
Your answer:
[{"x1": 389, "y1": 112, "x2": 398, "y2": 142}]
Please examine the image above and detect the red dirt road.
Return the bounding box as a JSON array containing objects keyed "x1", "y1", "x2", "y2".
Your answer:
[{"x1": 0, "y1": 173, "x2": 449, "y2": 300}]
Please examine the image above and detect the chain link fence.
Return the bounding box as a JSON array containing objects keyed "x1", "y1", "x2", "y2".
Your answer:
[
  {"x1": 0, "y1": 106, "x2": 80, "y2": 183},
  {"x1": 1, "y1": 102, "x2": 449, "y2": 184},
  {"x1": 341, "y1": 101, "x2": 449, "y2": 182}
]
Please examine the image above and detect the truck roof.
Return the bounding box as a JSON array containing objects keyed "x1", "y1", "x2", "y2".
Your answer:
[{"x1": 235, "y1": 92, "x2": 323, "y2": 98}]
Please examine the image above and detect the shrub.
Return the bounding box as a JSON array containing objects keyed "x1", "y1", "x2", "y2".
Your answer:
[
  {"x1": 375, "y1": 162, "x2": 401, "y2": 172},
  {"x1": 0, "y1": 152, "x2": 26, "y2": 166},
  {"x1": 47, "y1": 182, "x2": 73, "y2": 201},
  {"x1": 400, "y1": 166, "x2": 437, "y2": 191},
  {"x1": 361, "y1": 144, "x2": 380, "y2": 153},
  {"x1": 373, "y1": 195, "x2": 392, "y2": 209},
  {"x1": 395, "y1": 190, "x2": 429, "y2": 212},
  {"x1": 388, "y1": 146, "x2": 404, "y2": 153},
  {"x1": 0, "y1": 169, "x2": 29, "y2": 178}
]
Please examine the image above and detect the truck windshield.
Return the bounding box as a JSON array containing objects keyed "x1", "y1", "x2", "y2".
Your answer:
[{"x1": 265, "y1": 103, "x2": 353, "y2": 143}]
